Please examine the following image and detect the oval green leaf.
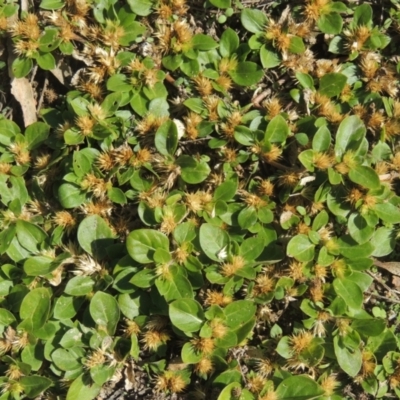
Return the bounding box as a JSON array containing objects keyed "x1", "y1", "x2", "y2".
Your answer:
[
  {"x1": 287, "y1": 234, "x2": 315, "y2": 262},
  {"x1": 89, "y1": 291, "x2": 120, "y2": 335},
  {"x1": 127, "y1": 229, "x2": 169, "y2": 263},
  {"x1": 169, "y1": 298, "x2": 205, "y2": 333},
  {"x1": 77, "y1": 215, "x2": 114, "y2": 259}
]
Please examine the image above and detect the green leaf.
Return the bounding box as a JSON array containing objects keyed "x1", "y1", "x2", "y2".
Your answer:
[
  {"x1": 20, "y1": 288, "x2": 51, "y2": 332},
  {"x1": 176, "y1": 155, "x2": 211, "y2": 184},
  {"x1": 319, "y1": 72, "x2": 347, "y2": 97},
  {"x1": 25, "y1": 122, "x2": 49, "y2": 150},
  {"x1": 108, "y1": 187, "x2": 127, "y2": 204},
  {"x1": 39, "y1": 0, "x2": 64, "y2": 9},
  {"x1": 229, "y1": 62, "x2": 263, "y2": 86},
  {"x1": 265, "y1": 115, "x2": 289, "y2": 143},
  {"x1": 59, "y1": 41, "x2": 74, "y2": 54},
  {"x1": 287, "y1": 234, "x2": 315, "y2": 262},
  {"x1": 370, "y1": 227, "x2": 395, "y2": 257},
  {"x1": 173, "y1": 222, "x2": 196, "y2": 244},
  {"x1": 0, "y1": 308, "x2": 16, "y2": 326},
  {"x1": 317, "y1": 13, "x2": 343, "y2": 34},
  {"x1": 348, "y1": 213, "x2": 374, "y2": 244},
  {"x1": 260, "y1": 44, "x2": 280, "y2": 68},
  {"x1": 70, "y1": 96, "x2": 89, "y2": 116},
  {"x1": 334, "y1": 335, "x2": 362, "y2": 377},
  {"x1": 58, "y1": 183, "x2": 86, "y2": 208},
  {"x1": 220, "y1": 28, "x2": 239, "y2": 57},
  {"x1": 89, "y1": 291, "x2": 120, "y2": 335},
  {"x1": 162, "y1": 54, "x2": 183, "y2": 71},
  {"x1": 12, "y1": 57, "x2": 33, "y2": 78},
  {"x1": 238, "y1": 206, "x2": 258, "y2": 229},
  {"x1": 289, "y1": 36, "x2": 305, "y2": 54},
  {"x1": 155, "y1": 120, "x2": 178, "y2": 156},
  {"x1": 240, "y1": 236, "x2": 265, "y2": 261},
  {"x1": 241, "y1": 8, "x2": 267, "y2": 33},
  {"x1": 213, "y1": 180, "x2": 238, "y2": 201},
  {"x1": 119, "y1": 293, "x2": 143, "y2": 319},
  {"x1": 0, "y1": 119, "x2": 20, "y2": 146},
  {"x1": 101, "y1": 92, "x2": 123, "y2": 115},
  {"x1": 352, "y1": 319, "x2": 385, "y2": 337},
  {"x1": 77, "y1": 215, "x2": 115, "y2": 259},
  {"x1": 0, "y1": 225, "x2": 16, "y2": 255},
  {"x1": 296, "y1": 72, "x2": 314, "y2": 89},
  {"x1": 199, "y1": 223, "x2": 229, "y2": 261},
  {"x1": 367, "y1": 328, "x2": 397, "y2": 361},
  {"x1": 52, "y1": 348, "x2": 82, "y2": 371},
  {"x1": 191, "y1": 34, "x2": 218, "y2": 50},
  {"x1": 119, "y1": 21, "x2": 147, "y2": 46},
  {"x1": 127, "y1": 229, "x2": 169, "y2": 263},
  {"x1": 16, "y1": 220, "x2": 47, "y2": 253},
  {"x1": 181, "y1": 342, "x2": 202, "y2": 363},
  {"x1": 65, "y1": 276, "x2": 94, "y2": 296},
  {"x1": 66, "y1": 374, "x2": 101, "y2": 400},
  {"x1": 234, "y1": 125, "x2": 254, "y2": 145},
  {"x1": 312, "y1": 125, "x2": 331, "y2": 152},
  {"x1": 155, "y1": 265, "x2": 194, "y2": 302},
  {"x1": 209, "y1": 0, "x2": 231, "y2": 8},
  {"x1": 7, "y1": 236, "x2": 31, "y2": 262},
  {"x1": 21, "y1": 376, "x2": 52, "y2": 398},
  {"x1": 38, "y1": 29, "x2": 60, "y2": 52},
  {"x1": 53, "y1": 295, "x2": 83, "y2": 319},
  {"x1": 333, "y1": 277, "x2": 363, "y2": 309},
  {"x1": 218, "y1": 383, "x2": 248, "y2": 400},
  {"x1": 64, "y1": 129, "x2": 84, "y2": 145},
  {"x1": 348, "y1": 166, "x2": 380, "y2": 190},
  {"x1": 298, "y1": 149, "x2": 315, "y2": 172},
  {"x1": 373, "y1": 203, "x2": 400, "y2": 224},
  {"x1": 337, "y1": 235, "x2": 374, "y2": 259},
  {"x1": 371, "y1": 141, "x2": 392, "y2": 163},
  {"x1": 36, "y1": 52, "x2": 56, "y2": 70},
  {"x1": 21, "y1": 343, "x2": 44, "y2": 371},
  {"x1": 224, "y1": 300, "x2": 256, "y2": 328},
  {"x1": 183, "y1": 98, "x2": 205, "y2": 113},
  {"x1": 130, "y1": 91, "x2": 148, "y2": 116},
  {"x1": 276, "y1": 375, "x2": 324, "y2": 400},
  {"x1": 181, "y1": 58, "x2": 199, "y2": 77},
  {"x1": 91, "y1": 364, "x2": 116, "y2": 386},
  {"x1": 127, "y1": 0, "x2": 154, "y2": 16},
  {"x1": 335, "y1": 115, "x2": 366, "y2": 157},
  {"x1": 169, "y1": 298, "x2": 204, "y2": 332},
  {"x1": 130, "y1": 269, "x2": 156, "y2": 288},
  {"x1": 107, "y1": 74, "x2": 133, "y2": 92},
  {"x1": 353, "y1": 4, "x2": 372, "y2": 27},
  {"x1": 24, "y1": 256, "x2": 56, "y2": 276}
]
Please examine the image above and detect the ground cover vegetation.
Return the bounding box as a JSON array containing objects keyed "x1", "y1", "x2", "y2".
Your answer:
[{"x1": 2, "y1": 0, "x2": 400, "y2": 398}]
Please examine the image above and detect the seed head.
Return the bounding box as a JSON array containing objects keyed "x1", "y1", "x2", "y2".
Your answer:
[
  {"x1": 210, "y1": 319, "x2": 228, "y2": 339},
  {"x1": 155, "y1": 371, "x2": 187, "y2": 393},
  {"x1": 221, "y1": 255, "x2": 246, "y2": 277},
  {"x1": 191, "y1": 337, "x2": 215, "y2": 355},
  {"x1": 142, "y1": 329, "x2": 170, "y2": 351},
  {"x1": 195, "y1": 357, "x2": 213, "y2": 375},
  {"x1": 193, "y1": 74, "x2": 213, "y2": 97},
  {"x1": 263, "y1": 97, "x2": 282, "y2": 119},
  {"x1": 84, "y1": 348, "x2": 106, "y2": 369},
  {"x1": 309, "y1": 279, "x2": 324, "y2": 302},
  {"x1": 290, "y1": 330, "x2": 314, "y2": 354},
  {"x1": 320, "y1": 374, "x2": 339, "y2": 396},
  {"x1": 246, "y1": 373, "x2": 266, "y2": 393},
  {"x1": 204, "y1": 290, "x2": 232, "y2": 307},
  {"x1": 53, "y1": 211, "x2": 76, "y2": 233},
  {"x1": 123, "y1": 319, "x2": 141, "y2": 337},
  {"x1": 253, "y1": 274, "x2": 275, "y2": 296}
]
